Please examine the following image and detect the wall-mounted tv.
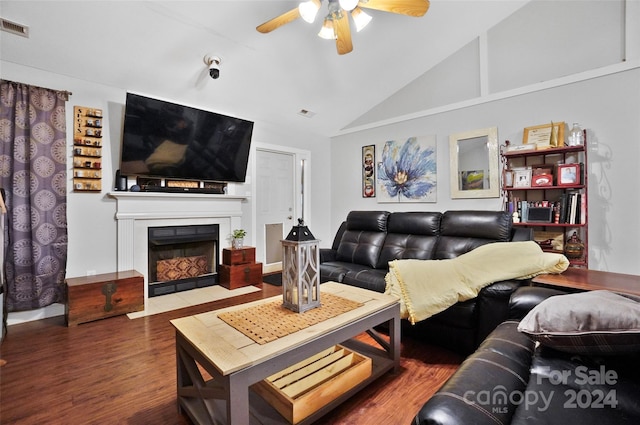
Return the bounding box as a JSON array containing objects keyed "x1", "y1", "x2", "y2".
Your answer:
[{"x1": 119, "y1": 92, "x2": 253, "y2": 183}]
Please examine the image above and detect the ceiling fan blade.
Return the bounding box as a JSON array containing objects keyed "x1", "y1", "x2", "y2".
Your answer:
[
  {"x1": 334, "y1": 12, "x2": 353, "y2": 55},
  {"x1": 256, "y1": 7, "x2": 301, "y2": 33},
  {"x1": 359, "y1": 0, "x2": 430, "y2": 17}
]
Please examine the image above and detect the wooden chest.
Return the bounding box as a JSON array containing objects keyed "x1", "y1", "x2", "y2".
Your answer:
[
  {"x1": 65, "y1": 270, "x2": 144, "y2": 326},
  {"x1": 219, "y1": 262, "x2": 263, "y2": 290},
  {"x1": 222, "y1": 247, "x2": 256, "y2": 265}
]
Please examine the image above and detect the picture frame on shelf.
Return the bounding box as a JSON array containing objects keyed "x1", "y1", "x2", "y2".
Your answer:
[
  {"x1": 503, "y1": 170, "x2": 514, "y2": 188},
  {"x1": 557, "y1": 163, "x2": 580, "y2": 186},
  {"x1": 523, "y1": 122, "x2": 565, "y2": 147},
  {"x1": 513, "y1": 169, "x2": 532, "y2": 188},
  {"x1": 531, "y1": 174, "x2": 553, "y2": 187}
]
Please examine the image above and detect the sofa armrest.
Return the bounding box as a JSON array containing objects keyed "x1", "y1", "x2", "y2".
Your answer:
[
  {"x1": 414, "y1": 321, "x2": 535, "y2": 425},
  {"x1": 320, "y1": 248, "x2": 337, "y2": 263},
  {"x1": 508, "y1": 286, "x2": 567, "y2": 320},
  {"x1": 330, "y1": 221, "x2": 348, "y2": 250},
  {"x1": 475, "y1": 280, "x2": 523, "y2": 345}
]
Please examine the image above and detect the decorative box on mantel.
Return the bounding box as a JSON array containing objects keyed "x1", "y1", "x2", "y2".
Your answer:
[{"x1": 282, "y1": 219, "x2": 321, "y2": 313}]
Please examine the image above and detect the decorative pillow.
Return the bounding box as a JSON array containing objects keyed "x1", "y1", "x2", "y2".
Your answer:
[{"x1": 518, "y1": 290, "x2": 640, "y2": 355}]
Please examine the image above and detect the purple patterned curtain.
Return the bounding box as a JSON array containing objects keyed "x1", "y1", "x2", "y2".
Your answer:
[{"x1": 0, "y1": 81, "x2": 68, "y2": 312}]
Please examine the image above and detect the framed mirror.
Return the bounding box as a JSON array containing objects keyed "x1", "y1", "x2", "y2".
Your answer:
[{"x1": 449, "y1": 127, "x2": 499, "y2": 199}]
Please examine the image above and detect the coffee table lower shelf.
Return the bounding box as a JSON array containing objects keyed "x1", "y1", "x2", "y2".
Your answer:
[{"x1": 177, "y1": 337, "x2": 397, "y2": 425}]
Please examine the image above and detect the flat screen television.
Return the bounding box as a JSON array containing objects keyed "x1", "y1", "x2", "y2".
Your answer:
[{"x1": 119, "y1": 92, "x2": 253, "y2": 183}]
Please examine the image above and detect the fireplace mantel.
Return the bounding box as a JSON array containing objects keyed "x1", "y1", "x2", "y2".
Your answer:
[{"x1": 108, "y1": 192, "x2": 247, "y2": 308}]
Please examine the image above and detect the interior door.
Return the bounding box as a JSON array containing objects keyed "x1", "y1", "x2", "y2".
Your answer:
[{"x1": 255, "y1": 149, "x2": 295, "y2": 272}]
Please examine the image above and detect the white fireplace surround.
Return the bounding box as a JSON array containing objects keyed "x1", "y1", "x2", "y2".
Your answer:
[{"x1": 108, "y1": 192, "x2": 246, "y2": 310}]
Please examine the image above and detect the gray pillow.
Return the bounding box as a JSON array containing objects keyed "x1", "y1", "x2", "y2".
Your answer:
[{"x1": 518, "y1": 290, "x2": 640, "y2": 355}]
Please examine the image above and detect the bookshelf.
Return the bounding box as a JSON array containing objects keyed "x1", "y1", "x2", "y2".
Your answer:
[{"x1": 501, "y1": 138, "x2": 588, "y2": 267}]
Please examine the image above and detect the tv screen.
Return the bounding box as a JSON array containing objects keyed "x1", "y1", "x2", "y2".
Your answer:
[{"x1": 119, "y1": 92, "x2": 253, "y2": 183}]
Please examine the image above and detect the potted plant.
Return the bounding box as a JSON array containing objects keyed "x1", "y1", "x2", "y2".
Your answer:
[{"x1": 231, "y1": 229, "x2": 246, "y2": 249}]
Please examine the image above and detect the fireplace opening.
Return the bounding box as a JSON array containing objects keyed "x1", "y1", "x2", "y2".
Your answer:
[{"x1": 147, "y1": 224, "x2": 219, "y2": 297}]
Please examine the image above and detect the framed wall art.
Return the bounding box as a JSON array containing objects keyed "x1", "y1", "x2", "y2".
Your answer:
[
  {"x1": 362, "y1": 145, "x2": 375, "y2": 197},
  {"x1": 376, "y1": 135, "x2": 437, "y2": 203},
  {"x1": 449, "y1": 127, "x2": 499, "y2": 199}
]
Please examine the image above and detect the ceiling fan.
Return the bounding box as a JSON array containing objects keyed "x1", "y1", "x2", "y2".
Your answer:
[{"x1": 256, "y1": 0, "x2": 430, "y2": 55}]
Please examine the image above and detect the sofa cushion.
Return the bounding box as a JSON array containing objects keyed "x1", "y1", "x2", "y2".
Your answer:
[
  {"x1": 427, "y1": 298, "x2": 477, "y2": 329},
  {"x1": 511, "y1": 347, "x2": 640, "y2": 425},
  {"x1": 518, "y1": 290, "x2": 640, "y2": 355},
  {"x1": 319, "y1": 262, "x2": 348, "y2": 283},
  {"x1": 376, "y1": 212, "x2": 441, "y2": 268},
  {"x1": 335, "y1": 211, "x2": 389, "y2": 268},
  {"x1": 336, "y1": 230, "x2": 387, "y2": 268},
  {"x1": 435, "y1": 210, "x2": 512, "y2": 259},
  {"x1": 344, "y1": 210, "x2": 389, "y2": 232},
  {"x1": 341, "y1": 267, "x2": 388, "y2": 292}
]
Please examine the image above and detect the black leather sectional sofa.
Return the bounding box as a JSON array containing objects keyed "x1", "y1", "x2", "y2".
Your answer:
[
  {"x1": 320, "y1": 210, "x2": 532, "y2": 354},
  {"x1": 414, "y1": 286, "x2": 640, "y2": 425}
]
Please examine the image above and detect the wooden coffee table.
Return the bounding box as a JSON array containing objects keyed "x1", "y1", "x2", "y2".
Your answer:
[{"x1": 170, "y1": 282, "x2": 401, "y2": 424}]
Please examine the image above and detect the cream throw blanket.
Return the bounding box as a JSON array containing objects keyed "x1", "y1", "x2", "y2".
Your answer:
[{"x1": 384, "y1": 241, "x2": 569, "y2": 324}]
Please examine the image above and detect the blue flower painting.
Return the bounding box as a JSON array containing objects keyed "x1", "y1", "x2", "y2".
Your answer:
[{"x1": 377, "y1": 136, "x2": 437, "y2": 203}]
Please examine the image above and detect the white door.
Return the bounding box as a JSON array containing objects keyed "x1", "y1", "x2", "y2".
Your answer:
[{"x1": 256, "y1": 149, "x2": 295, "y2": 272}]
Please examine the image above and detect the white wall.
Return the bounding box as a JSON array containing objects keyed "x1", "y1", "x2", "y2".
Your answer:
[
  {"x1": 329, "y1": 0, "x2": 640, "y2": 275},
  {"x1": 330, "y1": 67, "x2": 640, "y2": 275},
  {"x1": 2, "y1": 61, "x2": 332, "y2": 324}
]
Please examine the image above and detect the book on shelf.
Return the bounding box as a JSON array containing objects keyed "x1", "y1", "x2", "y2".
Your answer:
[{"x1": 506, "y1": 194, "x2": 584, "y2": 225}]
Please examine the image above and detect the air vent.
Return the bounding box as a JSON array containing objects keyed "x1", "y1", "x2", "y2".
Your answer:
[
  {"x1": 1, "y1": 18, "x2": 29, "y2": 38},
  {"x1": 298, "y1": 109, "x2": 316, "y2": 118}
]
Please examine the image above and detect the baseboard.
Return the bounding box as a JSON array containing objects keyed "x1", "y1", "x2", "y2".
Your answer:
[
  {"x1": 262, "y1": 263, "x2": 282, "y2": 274},
  {"x1": 7, "y1": 303, "x2": 65, "y2": 326}
]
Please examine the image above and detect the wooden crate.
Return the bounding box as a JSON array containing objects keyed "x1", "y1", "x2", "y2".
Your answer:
[
  {"x1": 222, "y1": 247, "x2": 256, "y2": 265},
  {"x1": 219, "y1": 262, "x2": 262, "y2": 289},
  {"x1": 65, "y1": 270, "x2": 144, "y2": 326},
  {"x1": 252, "y1": 345, "x2": 372, "y2": 424}
]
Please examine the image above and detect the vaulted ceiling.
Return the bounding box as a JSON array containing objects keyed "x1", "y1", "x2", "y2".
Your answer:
[{"x1": 0, "y1": 1, "x2": 529, "y2": 137}]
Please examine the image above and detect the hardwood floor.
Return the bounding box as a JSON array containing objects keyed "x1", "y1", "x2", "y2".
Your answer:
[{"x1": 0, "y1": 283, "x2": 463, "y2": 425}]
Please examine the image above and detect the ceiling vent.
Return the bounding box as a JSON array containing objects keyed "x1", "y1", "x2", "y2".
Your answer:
[
  {"x1": 298, "y1": 109, "x2": 316, "y2": 118},
  {"x1": 1, "y1": 18, "x2": 29, "y2": 38}
]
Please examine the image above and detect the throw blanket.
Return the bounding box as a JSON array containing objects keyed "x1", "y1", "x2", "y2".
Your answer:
[{"x1": 384, "y1": 241, "x2": 569, "y2": 324}]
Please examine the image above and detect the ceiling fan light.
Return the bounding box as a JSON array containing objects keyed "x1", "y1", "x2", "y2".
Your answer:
[
  {"x1": 299, "y1": 0, "x2": 321, "y2": 23},
  {"x1": 339, "y1": 0, "x2": 359, "y2": 12},
  {"x1": 351, "y1": 7, "x2": 372, "y2": 32},
  {"x1": 318, "y1": 17, "x2": 336, "y2": 39}
]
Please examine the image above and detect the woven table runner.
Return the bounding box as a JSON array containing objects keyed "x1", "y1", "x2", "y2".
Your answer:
[{"x1": 218, "y1": 292, "x2": 364, "y2": 345}]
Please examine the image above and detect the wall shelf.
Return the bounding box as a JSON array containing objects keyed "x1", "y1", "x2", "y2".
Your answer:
[
  {"x1": 501, "y1": 133, "x2": 588, "y2": 267},
  {"x1": 73, "y1": 105, "x2": 103, "y2": 192}
]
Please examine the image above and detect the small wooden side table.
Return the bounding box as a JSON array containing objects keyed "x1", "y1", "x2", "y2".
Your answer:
[
  {"x1": 532, "y1": 268, "x2": 640, "y2": 297},
  {"x1": 219, "y1": 246, "x2": 263, "y2": 290}
]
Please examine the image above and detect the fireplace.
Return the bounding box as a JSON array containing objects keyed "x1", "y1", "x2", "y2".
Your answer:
[
  {"x1": 147, "y1": 224, "x2": 219, "y2": 297},
  {"x1": 109, "y1": 191, "x2": 247, "y2": 311}
]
